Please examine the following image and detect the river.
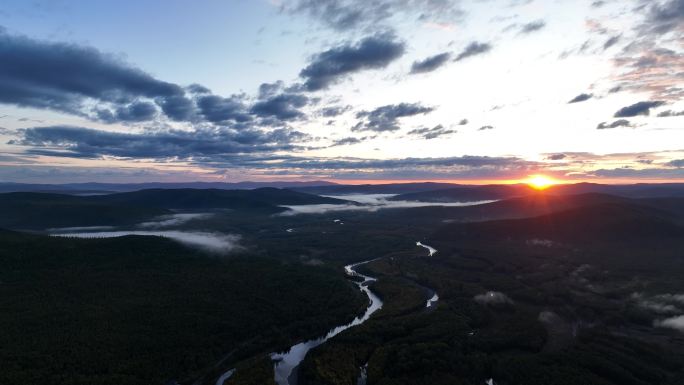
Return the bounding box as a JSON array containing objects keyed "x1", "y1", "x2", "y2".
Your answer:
[
  {"x1": 216, "y1": 259, "x2": 383, "y2": 385},
  {"x1": 416, "y1": 242, "x2": 437, "y2": 256}
]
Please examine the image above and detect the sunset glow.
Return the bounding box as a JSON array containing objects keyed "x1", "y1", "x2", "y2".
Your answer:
[
  {"x1": 0, "y1": 1, "x2": 682, "y2": 184},
  {"x1": 526, "y1": 175, "x2": 558, "y2": 190}
]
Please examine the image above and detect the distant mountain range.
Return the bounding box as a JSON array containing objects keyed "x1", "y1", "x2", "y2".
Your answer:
[
  {"x1": 4, "y1": 181, "x2": 684, "y2": 199},
  {"x1": 0, "y1": 180, "x2": 337, "y2": 193},
  {"x1": 391, "y1": 182, "x2": 684, "y2": 202}
]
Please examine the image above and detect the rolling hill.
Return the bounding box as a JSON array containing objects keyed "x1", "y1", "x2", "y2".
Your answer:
[
  {"x1": 89, "y1": 187, "x2": 349, "y2": 209},
  {"x1": 433, "y1": 201, "x2": 684, "y2": 243},
  {"x1": 0, "y1": 188, "x2": 349, "y2": 229},
  {"x1": 391, "y1": 182, "x2": 684, "y2": 203}
]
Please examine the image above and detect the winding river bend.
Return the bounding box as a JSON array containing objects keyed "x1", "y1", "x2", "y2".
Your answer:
[
  {"x1": 217, "y1": 256, "x2": 439, "y2": 385},
  {"x1": 217, "y1": 260, "x2": 384, "y2": 385},
  {"x1": 271, "y1": 260, "x2": 383, "y2": 385}
]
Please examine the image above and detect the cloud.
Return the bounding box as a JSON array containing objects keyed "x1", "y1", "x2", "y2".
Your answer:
[
  {"x1": 280, "y1": 193, "x2": 493, "y2": 215},
  {"x1": 614, "y1": 101, "x2": 666, "y2": 117},
  {"x1": 281, "y1": 0, "x2": 465, "y2": 32},
  {"x1": 318, "y1": 105, "x2": 352, "y2": 117},
  {"x1": 250, "y1": 92, "x2": 310, "y2": 121},
  {"x1": 196, "y1": 94, "x2": 250, "y2": 123},
  {"x1": 352, "y1": 103, "x2": 434, "y2": 132},
  {"x1": 519, "y1": 19, "x2": 546, "y2": 34},
  {"x1": 596, "y1": 119, "x2": 634, "y2": 129},
  {"x1": 538, "y1": 310, "x2": 562, "y2": 324},
  {"x1": 610, "y1": 47, "x2": 684, "y2": 101},
  {"x1": 257, "y1": 81, "x2": 285, "y2": 99},
  {"x1": 136, "y1": 213, "x2": 214, "y2": 229},
  {"x1": 657, "y1": 110, "x2": 684, "y2": 117},
  {"x1": 603, "y1": 35, "x2": 621, "y2": 50},
  {"x1": 330, "y1": 136, "x2": 364, "y2": 146},
  {"x1": 644, "y1": 0, "x2": 684, "y2": 35},
  {"x1": 11, "y1": 125, "x2": 309, "y2": 159},
  {"x1": 454, "y1": 41, "x2": 492, "y2": 61},
  {"x1": 0, "y1": 28, "x2": 189, "y2": 122},
  {"x1": 638, "y1": 300, "x2": 680, "y2": 314},
  {"x1": 654, "y1": 315, "x2": 684, "y2": 333},
  {"x1": 407, "y1": 124, "x2": 456, "y2": 139},
  {"x1": 95, "y1": 101, "x2": 159, "y2": 123},
  {"x1": 546, "y1": 153, "x2": 567, "y2": 160},
  {"x1": 568, "y1": 93, "x2": 593, "y2": 103},
  {"x1": 0, "y1": 28, "x2": 317, "y2": 129},
  {"x1": 668, "y1": 159, "x2": 684, "y2": 168},
  {"x1": 410, "y1": 52, "x2": 451, "y2": 74},
  {"x1": 458, "y1": 119, "x2": 468, "y2": 125},
  {"x1": 299, "y1": 33, "x2": 405, "y2": 91},
  {"x1": 474, "y1": 291, "x2": 514, "y2": 305},
  {"x1": 478, "y1": 125, "x2": 494, "y2": 131}
]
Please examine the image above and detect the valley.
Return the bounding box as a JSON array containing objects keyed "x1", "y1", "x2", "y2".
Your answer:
[{"x1": 1, "y1": 183, "x2": 684, "y2": 384}]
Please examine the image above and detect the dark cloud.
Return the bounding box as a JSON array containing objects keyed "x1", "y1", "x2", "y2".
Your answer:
[
  {"x1": 458, "y1": 119, "x2": 468, "y2": 125},
  {"x1": 596, "y1": 119, "x2": 634, "y2": 129},
  {"x1": 186, "y1": 83, "x2": 211, "y2": 94},
  {"x1": 257, "y1": 81, "x2": 285, "y2": 99},
  {"x1": 657, "y1": 110, "x2": 684, "y2": 117},
  {"x1": 0, "y1": 28, "x2": 185, "y2": 122},
  {"x1": 0, "y1": 28, "x2": 316, "y2": 128},
  {"x1": 330, "y1": 136, "x2": 368, "y2": 146},
  {"x1": 11, "y1": 125, "x2": 310, "y2": 160},
  {"x1": 478, "y1": 125, "x2": 494, "y2": 131},
  {"x1": 568, "y1": 93, "x2": 593, "y2": 103},
  {"x1": 108, "y1": 101, "x2": 158, "y2": 122},
  {"x1": 546, "y1": 153, "x2": 567, "y2": 160},
  {"x1": 281, "y1": 0, "x2": 465, "y2": 32},
  {"x1": 407, "y1": 124, "x2": 456, "y2": 139},
  {"x1": 410, "y1": 52, "x2": 451, "y2": 74},
  {"x1": 250, "y1": 93, "x2": 310, "y2": 121},
  {"x1": 299, "y1": 33, "x2": 405, "y2": 91},
  {"x1": 318, "y1": 105, "x2": 352, "y2": 117},
  {"x1": 668, "y1": 159, "x2": 684, "y2": 168},
  {"x1": 519, "y1": 20, "x2": 546, "y2": 34},
  {"x1": 603, "y1": 35, "x2": 621, "y2": 50},
  {"x1": 614, "y1": 101, "x2": 666, "y2": 117},
  {"x1": 352, "y1": 103, "x2": 434, "y2": 132},
  {"x1": 645, "y1": 0, "x2": 684, "y2": 35},
  {"x1": 157, "y1": 95, "x2": 197, "y2": 122},
  {"x1": 454, "y1": 41, "x2": 492, "y2": 61},
  {"x1": 196, "y1": 95, "x2": 251, "y2": 123}
]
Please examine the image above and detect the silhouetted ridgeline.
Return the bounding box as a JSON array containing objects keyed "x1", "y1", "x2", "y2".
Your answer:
[
  {"x1": 391, "y1": 183, "x2": 684, "y2": 202},
  {"x1": 0, "y1": 180, "x2": 337, "y2": 193},
  {"x1": 0, "y1": 188, "x2": 350, "y2": 229},
  {"x1": 434, "y1": 202, "x2": 684, "y2": 243}
]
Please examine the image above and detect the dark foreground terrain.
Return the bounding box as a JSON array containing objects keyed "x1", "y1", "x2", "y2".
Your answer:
[{"x1": 1, "y1": 184, "x2": 684, "y2": 385}]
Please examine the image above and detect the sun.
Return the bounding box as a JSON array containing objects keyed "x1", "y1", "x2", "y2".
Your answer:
[{"x1": 525, "y1": 175, "x2": 557, "y2": 190}]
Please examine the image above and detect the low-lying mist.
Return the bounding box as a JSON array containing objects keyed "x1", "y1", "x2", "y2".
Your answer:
[
  {"x1": 280, "y1": 194, "x2": 494, "y2": 215},
  {"x1": 136, "y1": 213, "x2": 214, "y2": 229},
  {"x1": 52, "y1": 230, "x2": 241, "y2": 254}
]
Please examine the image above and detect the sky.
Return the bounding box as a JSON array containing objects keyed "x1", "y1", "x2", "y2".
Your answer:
[{"x1": 0, "y1": 0, "x2": 682, "y2": 184}]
